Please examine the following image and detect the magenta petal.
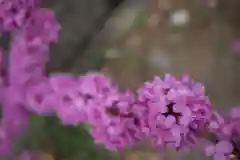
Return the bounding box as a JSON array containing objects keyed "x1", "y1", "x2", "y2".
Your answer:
[
  {"x1": 164, "y1": 116, "x2": 176, "y2": 128},
  {"x1": 213, "y1": 154, "x2": 227, "y2": 160},
  {"x1": 205, "y1": 145, "x2": 215, "y2": 156},
  {"x1": 230, "y1": 107, "x2": 240, "y2": 119},
  {"x1": 215, "y1": 141, "x2": 233, "y2": 154}
]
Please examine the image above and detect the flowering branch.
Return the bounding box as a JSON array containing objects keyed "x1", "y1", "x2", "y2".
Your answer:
[{"x1": 0, "y1": 0, "x2": 240, "y2": 160}]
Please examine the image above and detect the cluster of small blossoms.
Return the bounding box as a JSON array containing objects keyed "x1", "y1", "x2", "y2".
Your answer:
[
  {"x1": 26, "y1": 72, "x2": 115, "y2": 123},
  {"x1": 9, "y1": 9, "x2": 60, "y2": 87},
  {"x1": 0, "y1": 51, "x2": 28, "y2": 155},
  {"x1": 205, "y1": 107, "x2": 240, "y2": 160},
  {"x1": 25, "y1": 72, "x2": 142, "y2": 150},
  {"x1": 136, "y1": 74, "x2": 212, "y2": 151},
  {"x1": 87, "y1": 90, "x2": 141, "y2": 150},
  {"x1": 0, "y1": 0, "x2": 39, "y2": 31},
  {"x1": 205, "y1": 140, "x2": 235, "y2": 160},
  {"x1": 0, "y1": 0, "x2": 60, "y2": 156},
  {"x1": 1, "y1": 0, "x2": 240, "y2": 159}
]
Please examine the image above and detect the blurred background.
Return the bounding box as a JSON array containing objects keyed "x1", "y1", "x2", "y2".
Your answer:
[{"x1": 2, "y1": 0, "x2": 240, "y2": 159}]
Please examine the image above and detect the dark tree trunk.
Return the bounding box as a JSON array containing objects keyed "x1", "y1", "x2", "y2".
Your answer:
[{"x1": 43, "y1": 0, "x2": 124, "y2": 73}]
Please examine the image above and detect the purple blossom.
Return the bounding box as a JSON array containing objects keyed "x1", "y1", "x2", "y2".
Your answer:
[
  {"x1": 55, "y1": 95, "x2": 87, "y2": 125},
  {"x1": 205, "y1": 107, "x2": 240, "y2": 159},
  {"x1": 47, "y1": 73, "x2": 87, "y2": 125},
  {"x1": 0, "y1": 139, "x2": 12, "y2": 156},
  {"x1": 9, "y1": 35, "x2": 48, "y2": 86},
  {"x1": 0, "y1": 48, "x2": 4, "y2": 88},
  {"x1": 50, "y1": 72, "x2": 117, "y2": 126},
  {"x1": 0, "y1": 86, "x2": 29, "y2": 156},
  {"x1": 0, "y1": 0, "x2": 39, "y2": 31},
  {"x1": 0, "y1": 126, "x2": 12, "y2": 156},
  {"x1": 230, "y1": 107, "x2": 240, "y2": 120},
  {"x1": 205, "y1": 140, "x2": 234, "y2": 160},
  {"x1": 25, "y1": 79, "x2": 56, "y2": 114},
  {"x1": 7, "y1": 6, "x2": 59, "y2": 87},
  {"x1": 228, "y1": 108, "x2": 240, "y2": 135},
  {"x1": 17, "y1": 151, "x2": 38, "y2": 160},
  {"x1": 1, "y1": 86, "x2": 29, "y2": 138},
  {"x1": 0, "y1": 0, "x2": 60, "y2": 156},
  {"x1": 49, "y1": 73, "x2": 79, "y2": 94},
  {"x1": 207, "y1": 111, "x2": 231, "y2": 139},
  {"x1": 230, "y1": 39, "x2": 240, "y2": 56},
  {"x1": 87, "y1": 90, "x2": 141, "y2": 150},
  {"x1": 2, "y1": 0, "x2": 240, "y2": 158},
  {"x1": 78, "y1": 72, "x2": 117, "y2": 97},
  {"x1": 22, "y1": 8, "x2": 60, "y2": 44},
  {"x1": 208, "y1": 107, "x2": 240, "y2": 142},
  {"x1": 137, "y1": 74, "x2": 212, "y2": 150}
]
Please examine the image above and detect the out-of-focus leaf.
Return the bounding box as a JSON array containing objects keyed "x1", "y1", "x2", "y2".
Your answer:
[
  {"x1": 82, "y1": 123, "x2": 91, "y2": 131},
  {"x1": 12, "y1": 115, "x2": 115, "y2": 159},
  {"x1": 133, "y1": 11, "x2": 149, "y2": 29}
]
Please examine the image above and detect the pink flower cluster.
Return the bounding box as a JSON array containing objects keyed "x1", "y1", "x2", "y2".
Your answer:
[
  {"x1": 137, "y1": 74, "x2": 212, "y2": 151},
  {"x1": 0, "y1": 0, "x2": 60, "y2": 156},
  {"x1": 0, "y1": 0, "x2": 240, "y2": 159}
]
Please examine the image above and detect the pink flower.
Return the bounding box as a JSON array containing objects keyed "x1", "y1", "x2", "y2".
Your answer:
[
  {"x1": 0, "y1": 0, "x2": 39, "y2": 31},
  {"x1": 137, "y1": 74, "x2": 212, "y2": 150},
  {"x1": 25, "y1": 79, "x2": 56, "y2": 114},
  {"x1": 230, "y1": 39, "x2": 240, "y2": 56},
  {"x1": 88, "y1": 91, "x2": 141, "y2": 150},
  {"x1": 205, "y1": 141, "x2": 234, "y2": 160}
]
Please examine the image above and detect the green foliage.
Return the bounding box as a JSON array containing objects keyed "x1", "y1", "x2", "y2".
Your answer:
[
  {"x1": 133, "y1": 11, "x2": 149, "y2": 29},
  {"x1": 14, "y1": 115, "x2": 116, "y2": 159}
]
